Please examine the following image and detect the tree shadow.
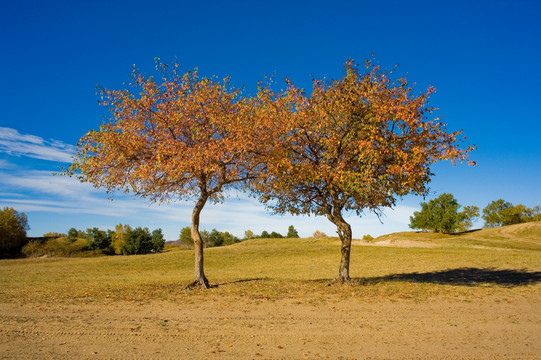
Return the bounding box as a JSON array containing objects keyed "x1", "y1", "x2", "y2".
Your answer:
[
  {"x1": 212, "y1": 278, "x2": 265, "y2": 287},
  {"x1": 356, "y1": 268, "x2": 541, "y2": 287}
]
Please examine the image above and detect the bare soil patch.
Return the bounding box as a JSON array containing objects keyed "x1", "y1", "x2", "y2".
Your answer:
[{"x1": 1, "y1": 294, "x2": 539, "y2": 359}]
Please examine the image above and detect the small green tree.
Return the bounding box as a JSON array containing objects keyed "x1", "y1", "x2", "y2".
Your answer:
[
  {"x1": 222, "y1": 231, "x2": 240, "y2": 245},
  {"x1": 457, "y1": 205, "x2": 480, "y2": 232},
  {"x1": 409, "y1": 193, "x2": 478, "y2": 234},
  {"x1": 260, "y1": 230, "x2": 270, "y2": 238},
  {"x1": 244, "y1": 230, "x2": 255, "y2": 240},
  {"x1": 207, "y1": 229, "x2": 224, "y2": 247},
  {"x1": 0, "y1": 207, "x2": 29, "y2": 256},
  {"x1": 179, "y1": 226, "x2": 193, "y2": 248},
  {"x1": 287, "y1": 225, "x2": 300, "y2": 238},
  {"x1": 67, "y1": 228, "x2": 78, "y2": 242},
  {"x1": 152, "y1": 228, "x2": 165, "y2": 252}
]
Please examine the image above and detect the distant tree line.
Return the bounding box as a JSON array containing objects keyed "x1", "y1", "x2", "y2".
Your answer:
[
  {"x1": 482, "y1": 199, "x2": 540, "y2": 227},
  {"x1": 178, "y1": 225, "x2": 300, "y2": 248},
  {"x1": 20, "y1": 224, "x2": 165, "y2": 258},
  {"x1": 409, "y1": 194, "x2": 540, "y2": 234}
]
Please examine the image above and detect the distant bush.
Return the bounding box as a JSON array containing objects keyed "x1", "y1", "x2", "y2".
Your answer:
[
  {"x1": 362, "y1": 234, "x2": 375, "y2": 242},
  {"x1": 43, "y1": 232, "x2": 66, "y2": 238},
  {"x1": 258, "y1": 230, "x2": 283, "y2": 238},
  {"x1": 287, "y1": 225, "x2": 300, "y2": 238},
  {"x1": 178, "y1": 227, "x2": 240, "y2": 248},
  {"x1": 312, "y1": 230, "x2": 327, "y2": 239},
  {"x1": 22, "y1": 237, "x2": 87, "y2": 258},
  {"x1": 21, "y1": 240, "x2": 41, "y2": 258}
]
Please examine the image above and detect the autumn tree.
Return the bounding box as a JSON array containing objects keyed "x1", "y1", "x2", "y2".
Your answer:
[
  {"x1": 110, "y1": 224, "x2": 132, "y2": 254},
  {"x1": 0, "y1": 207, "x2": 29, "y2": 256},
  {"x1": 252, "y1": 59, "x2": 474, "y2": 282},
  {"x1": 69, "y1": 61, "x2": 260, "y2": 287}
]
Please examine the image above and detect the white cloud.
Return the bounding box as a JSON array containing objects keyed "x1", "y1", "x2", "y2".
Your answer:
[
  {"x1": 0, "y1": 127, "x2": 417, "y2": 239},
  {"x1": 0, "y1": 127, "x2": 74, "y2": 163}
]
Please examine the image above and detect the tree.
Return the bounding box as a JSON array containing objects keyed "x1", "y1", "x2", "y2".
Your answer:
[
  {"x1": 269, "y1": 231, "x2": 283, "y2": 238},
  {"x1": 67, "y1": 228, "x2": 79, "y2": 242},
  {"x1": 207, "y1": 229, "x2": 224, "y2": 247},
  {"x1": 110, "y1": 224, "x2": 132, "y2": 254},
  {"x1": 68, "y1": 61, "x2": 260, "y2": 288},
  {"x1": 0, "y1": 207, "x2": 29, "y2": 256},
  {"x1": 409, "y1": 193, "x2": 478, "y2": 234},
  {"x1": 482, "y1": 199, "x2": 540, "y2": 227},
  {"x1": 252, "y1": 59, "x2": 474, "y2": 282},
  {"x1": 85, "y1": 227, "x2": 110, "y2": 252},
  {"x1": 287, "y1": 225, "x2": 300, "y2": 238},
  {"x1": 457, "y1": 205, "x2": 480, "y2": 232},
  {"x1": 244, "y1": 230, "x2": 255, "y2": 240},
  {"x1": 179, "y1": 226, "x2": 193, "y2": 248},
  {"x1": 152, "y1": 228, "x2": 165, "y2": 252},
  {"x1": 123, "y1": 227, "x2": 153, "y2": 254}
]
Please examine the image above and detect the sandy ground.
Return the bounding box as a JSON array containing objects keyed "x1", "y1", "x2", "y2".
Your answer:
[{"x1": 0, "y1": 295, "x2": 539, "y2": 359}]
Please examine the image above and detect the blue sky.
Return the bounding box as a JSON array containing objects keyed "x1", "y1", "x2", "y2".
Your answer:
[{"x1": 1, "y1": 0, "x2": 540, "y2": 240}]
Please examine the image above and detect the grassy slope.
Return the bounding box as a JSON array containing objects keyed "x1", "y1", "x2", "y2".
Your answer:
[
  {"x1": 374, "y1": 221, "x2": 541, "y2": 251},
  {"x1": 0, "y1": 223, "x2": 539, "y2": 303}
]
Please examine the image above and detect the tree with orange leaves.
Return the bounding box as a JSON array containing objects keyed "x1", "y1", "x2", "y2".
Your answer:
[
  {"x1": 69, "y1": 61, "x2": 259, "y2": 288},
  {"x1": 252, "y1": 59, "x2": 475, "y2": 282}
]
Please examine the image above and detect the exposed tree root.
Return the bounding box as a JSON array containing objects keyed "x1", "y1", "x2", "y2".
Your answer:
[
  {"x1": 184, "y1": 277, "x2": 212, "y2": 290},
  {"x1": 328, "y1": 276, "x2": 353, "y2": 286}
]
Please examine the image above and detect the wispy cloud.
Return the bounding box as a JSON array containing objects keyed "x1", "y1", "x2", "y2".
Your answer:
[{"x1": 0, "y1": 127, "x2": 74, "y2": 163}]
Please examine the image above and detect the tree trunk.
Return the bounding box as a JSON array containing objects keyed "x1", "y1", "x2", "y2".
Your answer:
[
  {"x1": 327, "y1": 211, "x2": 353, "y2": 283},
  {"x1": 336, "y1": 220, "x2": 353, "y2": 282},
  {"x1": 188, "y1": 195, "x2": 210, "y2": 288}
]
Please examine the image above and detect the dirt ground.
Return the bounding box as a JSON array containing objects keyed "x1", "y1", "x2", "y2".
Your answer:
[{"x1": 0, "y1": 294, "x2": 539, "y2": 359}]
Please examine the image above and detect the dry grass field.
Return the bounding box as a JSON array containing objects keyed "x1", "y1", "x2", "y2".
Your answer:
[{"x1": 1, "y1": 222, "x2": 540, "y2": 359}]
